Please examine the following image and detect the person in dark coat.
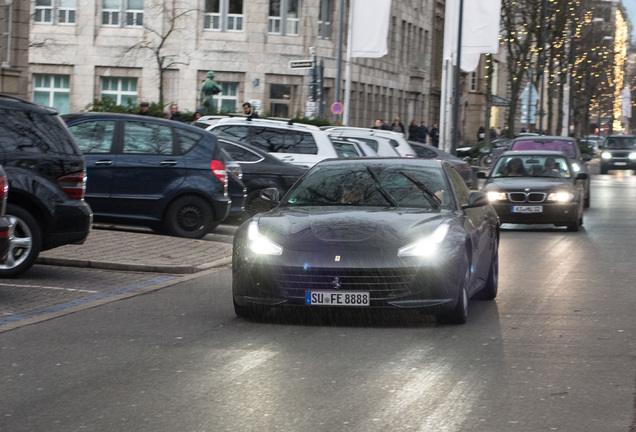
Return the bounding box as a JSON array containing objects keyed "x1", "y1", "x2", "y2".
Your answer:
[
  {"x1": 429, "y1": 124, "x2": 440, "y2": 148},
  {"x1": 408, "y1": 120, "x2": 420, "y2": 142},
  {"x1": 418, "y1": 122, "x2": 429, "y2": 143}
]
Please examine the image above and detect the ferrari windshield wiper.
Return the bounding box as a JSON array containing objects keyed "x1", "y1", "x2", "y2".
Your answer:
[
  {"x1": 398, "y1": 170, "x2": 441, "y2": 209},
  {"x1": 366, "y1": 167, "x2": 398, "y2": 207}
]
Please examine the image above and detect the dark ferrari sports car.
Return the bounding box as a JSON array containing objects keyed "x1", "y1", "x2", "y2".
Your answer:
[
  {"x1": 479, "y1": 150, "x2": 588, "y2": 231},
  {"x1": 232, "y1": 158, "x2": 500, "y2": 324}
]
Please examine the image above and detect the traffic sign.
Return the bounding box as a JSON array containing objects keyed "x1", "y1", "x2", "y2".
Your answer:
[
  {"x1": 289, "y1": 60, "x2": 313, "y2": 69},
  {"x1": 331, "y1": 102, "x2": 343, "y2": 115}
]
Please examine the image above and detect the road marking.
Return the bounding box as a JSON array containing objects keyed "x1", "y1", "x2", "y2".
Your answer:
[
  {"x1": 0, "y1": 276, "x2": 175, "y2": 326},
  {"x1": 0, "y1": 282, "x2": 98, "y2": 293}
]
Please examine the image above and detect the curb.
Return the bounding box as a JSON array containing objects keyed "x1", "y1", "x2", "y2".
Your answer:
[{"x1": 36, "y1": 256, "x2": 233, "y2": 274}]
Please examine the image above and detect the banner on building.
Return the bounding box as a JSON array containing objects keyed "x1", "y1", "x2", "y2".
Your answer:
[
  {"x1": 622, "y1": 85, "x2": 632, "y2": 119},
  {"x1": 350, "y1": 0, "x2": 392, "y2": 58}
]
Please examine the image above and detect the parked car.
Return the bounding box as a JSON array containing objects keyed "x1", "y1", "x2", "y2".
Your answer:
[
  {"x1": 330, "y1": 137, "x2": 379, "y2": 158},
  {"x1": 199, "y1": 117, "x2": 339, "y2": 168},
  {"x1": 217, "y1": 138, "x2": 307, "y2": 218},
  {"x1": 232, "y1": 157, "x2": 500, "y2": 324},
  {"x1": 0, "y1": 95, "x2": 92, "y2": 277},
  {"x1": 222, "y1": 155, "x2": 248, "y2": 219},
  {"x1": 479, "y1": 150, "x2": 587, "y2": 231},
  {"x1": 326, "y1": 131, "x2": 401, "y2": 157},
  {"x1": 408, "y1": 141, "x2": 477, "y2": 189},
  {"x1": 599, "y1": 135, "x2": 636, "y2": 174},
  {"x1": 321, "y1": 126, "x2": 417, "y2": 157},
  {"x1": 508, "y1": 135, "x2": 591, "y2": 208},
  {"x1": 0, "y1": 165, "x2": 11, "y2": 262},
  {"x1": 63, "y1": 112, "x2": 233, "y2": 239}
]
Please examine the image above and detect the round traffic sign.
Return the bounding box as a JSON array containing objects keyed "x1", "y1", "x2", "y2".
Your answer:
[{"x1": 331, "y1": 102, "x2": 343, "y2": 115}]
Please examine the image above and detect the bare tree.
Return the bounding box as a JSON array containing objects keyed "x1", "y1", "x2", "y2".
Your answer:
[{"x1": 122, "y1": 2, "x2": 197, "y2": 104}]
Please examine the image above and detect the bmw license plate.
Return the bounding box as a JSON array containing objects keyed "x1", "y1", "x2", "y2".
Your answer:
[
  {"x1": 305, "y1": 291, "x2": 370, "y2": 306},
  {"x1": 512, "y1": 205, "x2": 543, "y2": 213}
]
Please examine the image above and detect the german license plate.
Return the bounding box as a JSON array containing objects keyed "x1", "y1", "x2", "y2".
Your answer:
[
  {"x1": 614, "y1": 162, "x2": 627, "y2": 166},
  {"x1": 305, "y1": 291, "x2": 370, "y2": 306},
  {"x1": 512, "y1": 205, "x2": 542, "y2": 213}
]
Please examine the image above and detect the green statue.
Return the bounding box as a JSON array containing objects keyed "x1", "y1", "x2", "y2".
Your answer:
[{"x1": 200, "y1": 71, "x2": 222, "y2": 115}]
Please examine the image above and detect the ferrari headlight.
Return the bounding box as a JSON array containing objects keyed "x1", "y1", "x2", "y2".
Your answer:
[
  {"x1": 248, "y1": 221, "x2": 283, "y2": 255},
  {"x1": 487, "y1": 191, "x2": 507, "y2": 202},
  {"x1": 629, "y1": 152, "x2": 636, "y2": 160},
  {"x1": 547, "y1": 191, "x2": 574, "y2": 202},
  {"x1": 398, "y1": 224, "x2": 450, "y2": 258},
  {"x1": 601, "y1": 152, "x2": 612, "y2": 160}
]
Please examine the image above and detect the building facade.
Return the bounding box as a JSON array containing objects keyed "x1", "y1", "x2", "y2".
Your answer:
[
  {"x1": 29, "y1": 0, "x2": 445, "y2": 129},
  {"x1": 1, "y1": 0, "x2": 29, "y2": 98}
]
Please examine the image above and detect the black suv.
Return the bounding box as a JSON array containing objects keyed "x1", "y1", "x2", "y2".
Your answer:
[
  {"x1": 600, "y1": 135, "x2": 636, "y2": 174},
  {"x1": 0, "y1": 95, "x2": 92, "y2": 277}
]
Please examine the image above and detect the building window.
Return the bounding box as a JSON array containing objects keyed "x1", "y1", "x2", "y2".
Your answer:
[
  {"x1": 270, "y1": 84, "x2": 291, "y2": 117},
  {"x1": 469, "y1": 71, "x2": 478, "y2": 92},
  {"x1": 318, "y1": 0, "x2": 331, "y2": 39},
  {"x1": 33, "y1": 74, "x2": 71, "y2": 114},
  {"x1": 1, "y1": 1, "x2": 12, "y2": 65},
  {"x1": 34, "y1": 0, "x2": 76, "y2": 25},
  {"x1": 102, "y1": 0, "x2": 143, "y2": 27},
  {"x1": 101, "y1": 77, "x2": 138, "y2": 106},
  {"x1": 268, "y1": 0, "x2": 299, "y2": 36},
  {"x1": 214, "y1": 82, "x2": 239, "y2": 112},
  {"x1": 203, "y1": 0, "x2": 243, "y2": 32}
]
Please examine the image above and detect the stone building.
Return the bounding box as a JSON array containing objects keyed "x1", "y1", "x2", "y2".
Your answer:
[
  {"x1": 0, "y1": 0, "x2": 29, "y2": 98},
  {"x1": 29, "y1": 0, "x2": 443, "y2": 129}
]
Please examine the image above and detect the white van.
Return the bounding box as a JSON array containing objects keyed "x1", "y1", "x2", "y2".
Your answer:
[{"x1": 322, "y1": 126, "x2": 417, "y2": 158}]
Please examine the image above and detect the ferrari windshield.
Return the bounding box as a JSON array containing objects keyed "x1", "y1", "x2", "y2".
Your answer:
[
  {"x1": 284, "y1": 163, "x2": 451, "y2": 209},
  {"x1": 492, "y1": 155, "x2": 572, "y2": 178}
]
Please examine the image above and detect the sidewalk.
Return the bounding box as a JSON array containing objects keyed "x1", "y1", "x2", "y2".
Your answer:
[{"x1": 37, "y1": 227, "x2": 233, "y2": 274}]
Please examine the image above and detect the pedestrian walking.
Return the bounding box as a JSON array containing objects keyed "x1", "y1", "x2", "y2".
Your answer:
[
  {"x1": 429, "y1": 124, "x2": 440, "y2": 148},
  {"x1": 408, "y1": 120, "x2": 420, "y2": 142},
  {"x1": 418, "y1": 122, "x2": 429, "y2": 144}
]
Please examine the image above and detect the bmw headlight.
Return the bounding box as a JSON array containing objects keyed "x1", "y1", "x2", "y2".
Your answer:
[
  {"x1": 629, "y1": 152, "x2": 636, "y2": 160},
  {"x1": 601, "y1": 152, "x2": 612, "y2": 160},
  {"x1": 487, "y1": 191, "x2": 507, "y2": 202},
  {"x1": 248, "y1": 221, "x2": 283, "y2": 255},
  {"x1": 571, "y1": 162, "x2": 581, "y2": 172},
  {"x1": 547, "y1": 191, "x2": 574, "y2": 202},
  {"x1": 398, "y1": 224, "x2": 450, "y2": 258}
]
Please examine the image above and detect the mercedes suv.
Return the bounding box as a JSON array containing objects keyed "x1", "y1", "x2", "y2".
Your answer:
[
  {"x1": 600, "y1": 135, "x2": 636, "y2": 174},
  {"x1": 0, "y1": 95, "x2": 92, "y2": 277}
]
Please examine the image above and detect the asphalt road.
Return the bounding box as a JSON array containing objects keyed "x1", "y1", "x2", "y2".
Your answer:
[{"x1": 0, "y1": 171, "x2": 634, "y2": 432}]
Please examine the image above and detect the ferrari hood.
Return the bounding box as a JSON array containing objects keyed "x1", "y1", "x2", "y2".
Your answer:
[{"x1": 254, "y1": 208, "x2": 450, "y2": 251}]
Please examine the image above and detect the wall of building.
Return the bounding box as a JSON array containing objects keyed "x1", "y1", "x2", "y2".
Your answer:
[
  {"x1": 29, "y1": 0, "x2": 439, "y2": 128},
  {"x1": 0, "y1": 0, "x2": 29, "y2": 98}
]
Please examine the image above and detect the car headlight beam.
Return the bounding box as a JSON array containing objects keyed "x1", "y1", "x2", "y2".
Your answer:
[
  {"x1": 248, "y1": 221, "x2": 283, "y2": 255},
  {"x1": 629, "y1": 152, "x2": 636, "y2": 160},
  {"x1": 601, "y1": 151, "x2": 612, "y2": 160},
  {"x1": 398, "y1": 224, "x2": 450, "y2": 258},
  {"x1": 487, "y1": 191, "x2": 507, "y2": 202},
  {"x1": 547, "y1": 191, "x2": 574, "y2": 202}
]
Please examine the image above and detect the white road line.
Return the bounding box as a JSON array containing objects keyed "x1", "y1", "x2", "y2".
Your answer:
[{"x1": 0, "y1": 283, "x2": 98, "y2": 294}]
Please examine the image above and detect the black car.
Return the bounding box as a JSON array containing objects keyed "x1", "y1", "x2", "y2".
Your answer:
[
  {"x1": 0, "y1": 95, "x2": 92, "y2": 277},
  {"x1": 232, "y1": 158, "x2": 500, "y2": 324},
  {"x1": 408, "y1": 141, "x2": 477, "y2": 189},
  {"x1": 479, "y1": 150, "x2": 587, "y2": 231},
  {"x1": 0, "y1": 165, "x2": 11, "y2": 262},
  {"x1": 63, "y1": 112, "x2": 234, "y2": 239},
  {"x1": 600, "y1": 135, "x2": 636, "y2": 174},
  {"x1": 508, "y1": 135, "x2": 591, "y2": 208},
  {"x1": 217, "y1": 138, "x2": 307, "y2": 218}
]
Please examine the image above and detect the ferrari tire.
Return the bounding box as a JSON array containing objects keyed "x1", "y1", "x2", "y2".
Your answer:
[{"x1": 479, "y1": 240, "x2": 498, "y2": 300}]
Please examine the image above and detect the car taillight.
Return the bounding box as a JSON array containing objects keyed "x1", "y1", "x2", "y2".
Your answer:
[
  {"x1": 456, "y1": 163, "x2": 471, "y2": 170},
  {"x1": 0, "y1": 175, "x2": 7, "y2": 200},
  {"x1": 211, "y1": 159, "x2": 228, "y2": 186},
  {"x1": 57, "y1": 171, "x2": 86, "y2": 200}
]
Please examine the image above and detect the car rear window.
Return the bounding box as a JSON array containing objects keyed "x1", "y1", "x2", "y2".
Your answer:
[
  {"x1": 511, "y1": 139, "x2": 576, "y2": 159},
  {"x1": 0, "y1": 108, "x2": 80, "y2": 156}
]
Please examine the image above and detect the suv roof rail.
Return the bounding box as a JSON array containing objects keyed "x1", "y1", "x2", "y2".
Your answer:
[{"x1": 266, "y1": 117, "x2": 294, "y2": 125}]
